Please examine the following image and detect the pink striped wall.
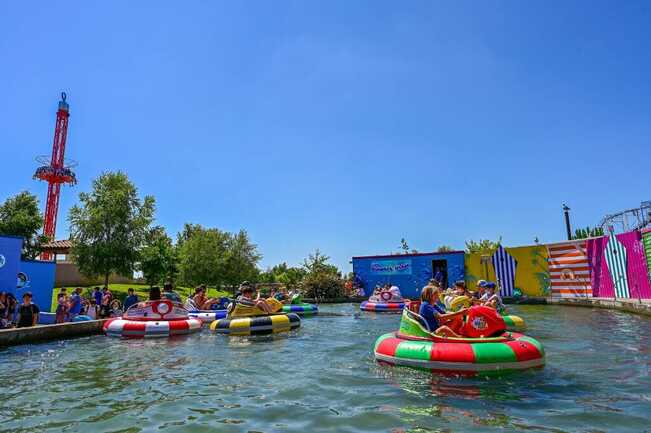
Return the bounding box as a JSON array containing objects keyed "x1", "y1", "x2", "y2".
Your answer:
[{"x1": 587, "y1": 231, "x2": 651, "y2": 299}]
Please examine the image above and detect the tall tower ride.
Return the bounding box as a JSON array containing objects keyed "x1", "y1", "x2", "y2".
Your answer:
[{"x1": 33, "y1": 92, "x2": 77, "y2": 259}]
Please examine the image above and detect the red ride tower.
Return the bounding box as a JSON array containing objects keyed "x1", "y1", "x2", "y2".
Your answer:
[{"x1": 33, "y1": 92, "x2": 77, "y2": 260}]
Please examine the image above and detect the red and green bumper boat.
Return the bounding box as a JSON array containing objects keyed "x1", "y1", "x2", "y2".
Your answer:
[{"x1": 374, "y1": 302, "x2": 544, "y2": 375}]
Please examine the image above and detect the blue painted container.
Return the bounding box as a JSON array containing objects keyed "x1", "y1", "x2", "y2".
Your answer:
[{"x1": 352, "y1": 251, "x2": 465, "y2": 299}]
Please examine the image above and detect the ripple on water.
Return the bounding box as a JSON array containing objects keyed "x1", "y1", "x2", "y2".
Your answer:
[{"x1": 0, "y1": 305, "x2": 650, "y2": 433}]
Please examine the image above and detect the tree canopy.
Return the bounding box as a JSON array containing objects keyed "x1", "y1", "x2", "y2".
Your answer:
[
  {"x1": 465, "y1": 237, "x2": 502, "y2": 254},
  {"x1": 68, "y1": 172, "x2": 155, "y2": 286},
  {"x1": 177, "y1": 225, "x2": 261, "y2": 290},
  {"x1": 572, "y1": 226, "x2": 605, "y2": 240},
  {"x1": 300, "y1": 249, "x2": 343, "y2": 299},
  {"x1": 258, "y1": 262, "x2": 306, "y2": 289},
  {"x1": 140, "y1": 226, "x2": 178, "y2": 285},
  {"x1": 0, "y1": 191, "x2": 46, "y2": 259}
]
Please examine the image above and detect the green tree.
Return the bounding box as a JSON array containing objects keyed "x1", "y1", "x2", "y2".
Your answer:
[
  {"x1": 436, "y1": 245, "x2": 454, "y2": 253},
  {"x1": 177, "y1": 225, "x2": 230, "y2": 287},
  {"x1": 68, "y1": 172, "x2": 155, "y2": 286},
  {"x1": 140, "y1": 226, "x2": 178, "y2": 285},
  {"x1": 222, "y1": 229, "x2": 262, "y2": 290},
  {"x1": 176, "y1": 223, "x2": 204, "y2": 247},
  {"x1": 300, "y1": 249, "x2": 344, "y2": 299},
  {"x1": 572, "y1": 226, "x2": 604, "y2": 240},
  {"x1": 259, "y1": 262, "x2": 306, "y2": 289},
  {"x1": 0, "y1": 191, "x2": 46, "y2": 259},
  {"x1": 302, "y1": 249, "x2": 340, "y2": 276},
  {"x1": 465, "y1": 237, "x2": 502, "y2": 254},
  {"x1": 276, "y1": 266, "x2": 307, "y2": 289}
]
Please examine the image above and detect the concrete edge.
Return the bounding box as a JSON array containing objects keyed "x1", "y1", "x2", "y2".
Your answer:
[
  {"x1": 547, "y1": 297, "x2": 651, "y2": 317},
  {"x1": 0, "y1": 319, "x2": 109, "y2": 348}
]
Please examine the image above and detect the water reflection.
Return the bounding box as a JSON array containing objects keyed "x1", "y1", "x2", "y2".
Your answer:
[{"x1": 0, "y1": 305, "x2": 650, "y2": 433}]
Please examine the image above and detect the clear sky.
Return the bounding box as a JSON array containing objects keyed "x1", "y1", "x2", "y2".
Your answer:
[{"x1": 1, "y1": 1, "x2": 650, "y2": 271}]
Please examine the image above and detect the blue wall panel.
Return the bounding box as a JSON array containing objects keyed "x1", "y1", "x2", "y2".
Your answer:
[
  {"x1": 0, "y1": 236, "x2": 22, "y2": 294},
  {"x1": 352, "y1": 252, "x2": 465, "y2": 298},
  {"x1": 0, "y1": 235, "x2": 56, "y2": 313},
  {"x1": 18, "y1": 260, "x2": 56, "y2": 313}
]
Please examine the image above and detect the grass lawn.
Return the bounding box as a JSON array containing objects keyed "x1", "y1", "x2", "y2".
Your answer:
[{"x1": 51, "y1": 284, "x2": 231, "y2": 311}]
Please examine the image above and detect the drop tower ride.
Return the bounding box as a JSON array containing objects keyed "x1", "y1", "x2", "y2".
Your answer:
[{"x1": 33, "y1": 92, "x2": 77, "y2": 260}]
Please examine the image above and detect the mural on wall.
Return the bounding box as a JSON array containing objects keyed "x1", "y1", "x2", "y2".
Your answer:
[
  {"x1": 604, "y1": 236, "x2": 630, "y2": 298},
  {"x1": 370, "y1": 259, "x2": 412, "y2": 275},
  {"x1": 587, "y1": 231, "x2": 651, "y2": 299},
  {"x1": 465, "y1": 245, "x2": 549, "y2": 297},
  {"x1": 547, "y1": 241, "x2": 592, "y2": 298},
  {"x1": 0, "y1": 235, "x2": 56, "y2": 312},
  {"x1": 353, "y1": 252, "x2": 465, "y2": 298},
  {"x1": 491, "y1": 245, "x2": 517, "y2": 296},
  {"x1": 643, "y1": 230, "x2": 651, "y2": 274}
]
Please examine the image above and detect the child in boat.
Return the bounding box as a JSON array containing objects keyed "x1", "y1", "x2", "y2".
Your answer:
[
  {"x1": 237, "y1": 282, "x2": 273, "y2": 314},
  {"x1": 473, "y1": 280, "x2": 487, "y2": 301},
  {"x1": 483, "y1": 283, "x2": 505, "y2": 312},
  {"x1": 192, "y1": 285, "x2": 219, "y2": 310},
  {"x1": 419, "y1": 285, "x2": 468, "y2": 337}
]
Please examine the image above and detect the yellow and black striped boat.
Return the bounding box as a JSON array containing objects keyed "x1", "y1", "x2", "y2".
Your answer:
[
  {"x1": 209, "y1": 313, "x2": 301, "y2": 336},
  {"x1": 208, "y1": 297, "x2": 301, "y2": 335}
]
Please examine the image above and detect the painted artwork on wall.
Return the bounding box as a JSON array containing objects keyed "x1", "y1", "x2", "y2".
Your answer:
[
  {"x1": 547, "y1": 241, "x2": 592, "y2": 298},
  {"x1": 465, "y1": 244, "x2": 549, "y2": 297},
  {"x1": 491, "y1": 245, "x2": 517, "y2": 297},
  {"x1": 588, "y1": 231, "x2": 651, "y2": 299},
  {"x1": 643, "y1": 230, "x2": 651, "y2": 273}
]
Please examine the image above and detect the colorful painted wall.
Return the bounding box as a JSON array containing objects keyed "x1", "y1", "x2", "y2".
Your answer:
[
  {"x1": 0, "y1": 235, "x2": 55, "y2": 312},
  {"x1": 352, "y1": 251, "x2": 465, "y2": 298},
  {"x1": 465, "y1": 244, "x2": 550, "y2": 297},
  {"x1": 587, "y1": 231, "x2": 651, "y2": 299},
  {"x1": 356, "y1": 229, "x2": 651, "y2": 300}
]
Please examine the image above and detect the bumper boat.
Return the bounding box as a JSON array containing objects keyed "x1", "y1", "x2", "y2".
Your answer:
[
  {"x1": 280, "y1": 295, "x2": 318, "y2": 316},
  {"x1": 360, "y1": 287, "x2": 405, "y2": 313},
  {"x1": 209, "y1": 298, "x2": 301, "y2": 336},
  {"x1": 282, "y1": 303, "x2": 318, "y2": 316},
  {"x1": 104, "y1": 300, "x2": 202, "y2": 338},
  {"x1": 446, "y1": 295, "x2": 526, "y2": 331},
  {"x1": 373, "y1": 302, "x2": 544, "y2": 375},
  {"x1": 184, "y1": 297, "x2": 231, "y2": 323},
  {"x1": 188, "y1": 310, "x2": 228, "y2": 323}
]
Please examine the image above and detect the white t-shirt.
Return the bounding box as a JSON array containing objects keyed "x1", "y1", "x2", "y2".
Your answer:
[{"x1": 87, "y1": 305, "x2": 97, "y2": 319}]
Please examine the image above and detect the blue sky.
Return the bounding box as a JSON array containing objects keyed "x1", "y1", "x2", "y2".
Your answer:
[{"x1": 1, "y1": 1, "x2": 650, "y2": 271}]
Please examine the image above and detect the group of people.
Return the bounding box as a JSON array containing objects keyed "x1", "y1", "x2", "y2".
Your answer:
[
  {"x1": 371, "y1": 283, "x2": 404, "y2": 301},
  {"x1": 55, "y1": 286, "x2": 128, "y2": 322},
  {"x1": 418, "y1": 279, "x2": 505, "y2": 338},
  {"x1": 182, "y1": 282, "x2": 301, "y2": 313},
  {"x1": 0, "y1": 291, "x2": 41, "y2": 328}
]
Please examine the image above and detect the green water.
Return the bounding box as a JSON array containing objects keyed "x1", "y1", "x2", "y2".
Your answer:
[{"x1": 1, "y1": 304, "x2": 650, "y2": 433}]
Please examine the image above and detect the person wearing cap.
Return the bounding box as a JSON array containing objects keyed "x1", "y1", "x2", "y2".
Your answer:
[
  {"x1": 237, "y1": 282, "x2": 273, "y2": 314},
  {"x1": 483, "y1": 283, "x2": 505, "y2": 312},
  {"x1": 16, "y1": 292, "x2": 39, "y2": 328},
  {"x1": 474, "y1": 280, "x2": 488, "y2": 301}
]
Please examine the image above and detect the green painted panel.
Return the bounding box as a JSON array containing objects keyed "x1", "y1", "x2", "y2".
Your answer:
[
  {"x1": 395, "y1": 340, "x2": 433, "y2": 361},
  {"x1": 643, "y1": 232, "x2": 651, "y2": 272},
  {"x1": 471, "y1": 343, "x2": 517, "y2": 364}
]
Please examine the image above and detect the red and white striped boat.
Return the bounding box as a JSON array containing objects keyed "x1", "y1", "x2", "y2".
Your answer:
[{"x1": 104, "y1": 300, "x2": 202, "y2": 338}]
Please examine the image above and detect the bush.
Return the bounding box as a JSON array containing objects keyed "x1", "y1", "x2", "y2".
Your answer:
[{"x1": 300, "y1": 272, "x2": 345, "y2": 299}]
